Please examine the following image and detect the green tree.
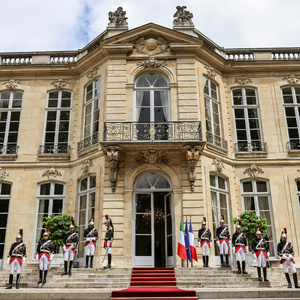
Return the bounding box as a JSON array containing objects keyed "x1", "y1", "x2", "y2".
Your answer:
[
  {"x1": 232, "y1": 210, "x2": 268, "y2": 245},
  {"x1": 42, "y1": 214, "x2": 78, "y2": 247}
]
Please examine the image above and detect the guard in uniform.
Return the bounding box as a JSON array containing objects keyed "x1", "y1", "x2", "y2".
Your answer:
[
  {"x1": 198, "y1": 217, "x2": 211, "y2": 267},
  {"x1": 62, "y1": 220, "x2": 78, "y2": 276},
  {"x1": 252, "y1": 226, "x2": 269, "y2": 282},
  {"x1": 6, "y1": 229, "x2": 27, "y2": 289},
  {"x1": 84, "y1": 217, "x2": 98, "y2": 268},
  {"x1": 232, "y1": 220, "x2": 248, "y2": 274},
  {"x1": 216, "y1": 215, "x2": 230, "y2": 267},
  {"x1": 36, "y1": 227, "x2": 54, "y2": 284},
  {"x1": 104, "y1": 215, "x2": 114, "y2": 269},
  {"x1": 277, "y1": 228, "x2": 300, "y2": 288}
]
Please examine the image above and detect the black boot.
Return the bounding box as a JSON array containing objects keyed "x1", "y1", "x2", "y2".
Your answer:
[
  {"x1": 69, "y1": 261, "x2": 73, "y2": 276},
  {"x1": 237, "y1": 261, "x2": 241, "y2": 274},
  {"x1": 6, "y1": 274, "x2": 13, "y2": 289},
  {"x1": 90, "y1": 256, "x2": 94, "y2": 268},
  {"x1": 62, "y1": 261, "x2": 68, "y2": 275},
  {"x1": 220, "y1": 254, "x2": 224, "y2": 267},
  {"x1": 85, "y1": 256, "x2": 89, "y2": 268},
  {"x1": 16, "y1": 274, "x2": 20, "y2": 289},
  {"x1": 202, "y1": 255, "x2": 206, "y2": 267},
  {"x1": 43, "y1": 270, "x2": 48, "y2": 284},
  {"x1": 257, "y1": 267, "x2": 262, "y2": 281},
  {"x1": 293, "y1": 273, "x2": 300, "y2": 288},
  {"x1": 37, "y1": 270, "x2": 43, "y2": 283},
  {"x1": 104, "y1": 254, "x2": 111, "y2": 269},
  {"x1": 225, "y1": 254, "x2": 230, "y2": 267},
  {"x1": 242, "y1": 261, "x2": 248, "y2": 274},
  {"x1": 285, "y1": 273, "x2": 292, "y2": 288},
  {"x1": 206, "y1": 256, "x2": 209, "y2": 268},
  {"x1": 263, "y1": 267, "x2": 269, "y2": 282}
]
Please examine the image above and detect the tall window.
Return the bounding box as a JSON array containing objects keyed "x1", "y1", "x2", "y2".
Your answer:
[
  {"x1": 210, "y1": 174, "x2": 230, "y2": 256},
  {"x1": 134, "y1": 74, "x2": 170, "y2": 140},
  {"x1": 204, "y1": 76, "x2": 223, "y2": 147},
  {"x1": 0, "y1": 91, "x2": 23, "y2": 155},
  {"x1": 42, "y1": 90, "x2": 72, "y2": 154},
  {"x1": 77, "y1": 175, "x2": 96, "y2": 258},
  {"x1": 34, "y1": 182, "x2": 65, "y2": 255},
  {"x1": 297, "y1": 180, "x2": 300, "y2": 209},
  {"x1": 282, "y1": 86, "x2": 300, "y2": 151},
  {"x1": 241, "y1": 179, "x2": 275, "y2": 256},
  {"x1": 83, "y1": 79, "x2": 100, "y2": 142},
  {"x1": 0, "y1": 182, "x2": 11, "y2": 268},
  {"x1": 232, "y1": 88, "x2": 264, "y2": 152}
]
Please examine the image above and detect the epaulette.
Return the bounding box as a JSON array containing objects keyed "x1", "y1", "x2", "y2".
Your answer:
[{"x1": 109, "y1": 226, "x2": 113, "y2": 230}]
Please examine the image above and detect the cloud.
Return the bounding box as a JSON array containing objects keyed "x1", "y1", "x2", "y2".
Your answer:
[{"x1": 0, "y1": 0, "x2": 299, "y2": 52}]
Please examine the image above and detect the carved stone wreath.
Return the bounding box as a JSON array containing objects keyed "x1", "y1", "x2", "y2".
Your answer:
[
  {"x1": 283, "y1": 75, "x2": 299, "y2": 84},
  {"x1": 243, "y1": 164, "x2": 264, "y2": 178},
  {"x1": 136, "y1": 149, "x2": 169, "y2": 167},
  {"x1": 81, "y1": 159, "x2": 94, "y2": 174},
  {"x1": 204, "y1": 65, "x2": 217, "y2": 79},
  {"x1": 235, "y1": 75, "x2": 252, "y2": 85},
  {"x1": 87, "y1": 66, "x2": 99, "y2": 79},
  {"x1": 51, "y1": 78, "x2": 69, "y2": 89},
  {"x1": 0, "y1": 168, "x2": 9, "y2": 181},
  {"x1": 42, "y1": 166, "x2": 62, "y2": 180},
  {"x1": 137, "y1": 58, "x2": 167, "y2": 69},
  {"x1": 133, "y1": 37, "x2": 169, "y2": 56},
  {"x1": 3, "y1": 79, "x2": 22, "y2": 90},
  {"x1": 212, "y1": 158, "x2": 224, "y2": 173}
]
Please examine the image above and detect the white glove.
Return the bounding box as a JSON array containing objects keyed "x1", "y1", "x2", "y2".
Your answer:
[
  {"x1": 246, "y1": 246, "x2": 249, "y2": 252},
  {"x1": 232, "y1": 247, "x2": 235, "y2": 252},
  {"x1": 22, "y1": 257, "x2": 27, "y2": 263},
  {"x1": 63, "y1": 245, "x2": 66, "y2": 252},
  {"x1": 198, "y1": 241, "x2": 200, "y2": 247},
  {"x1": 86, "y1": 238, "x2": 91, "y2": 242},
  {"x1": 229, "y1": 240, "x2": 231, "y2": 245},
  {"x1": 7, "y1": 257, "x2": 10, "y2": 265},
  {"x1": 35, "y1": 255, "x2": 38, "y2": 261},
  {"x1": 217, "y1": 241, "x2": 220, "y2": 246},
  {"x1": 282, "y1": 255, "x2": 288, "y2": 260},
  {"x1": 70, "y1": 244, "x2": 75, "y2": 249},
  {"x1": 267, "y1": 252, "x2": 270, "y2": 258},
  {"x1": 289, "y1": 255, "x2": 294, "y2": 259},
  {"x1": 91, "y1": 237, "x2": 96, "y2": 241},
  {"x1": 50, "y1": 254, "x2": 54, "y2": 261}
]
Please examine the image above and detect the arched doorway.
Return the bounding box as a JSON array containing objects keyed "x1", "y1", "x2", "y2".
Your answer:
[{"x1": 132, "y1": 171, "x2": 174, "y2": 267}]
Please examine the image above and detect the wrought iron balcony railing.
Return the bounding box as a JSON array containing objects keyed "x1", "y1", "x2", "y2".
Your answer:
[
  {"x1": 39, "y1": 144, "x2": 71, "y2": 155},
  {"x1": 0, "y1": 145, "x2": 18, "y2": 155},
  {"x1": 103, "y1": 122, "x2": 202, "y2": 142},
  {"x1": 77, "y1": 132, "x2": 98, "y2": 152},
  {"x1": 287, "y1": 140, "x2": 300, "y2": 151},
  {"x1": 235, "y1": 142, "x2": 267, "y2": 153},
  {"x1": 206, "y1": 132, "x2": 228, "y2": 151}
]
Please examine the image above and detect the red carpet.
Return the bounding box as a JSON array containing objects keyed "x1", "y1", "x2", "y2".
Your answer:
[{"x1": 111, "y1": 267, "x2": 197, "y2": 300}]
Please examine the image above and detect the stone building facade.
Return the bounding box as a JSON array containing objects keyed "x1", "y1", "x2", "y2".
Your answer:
[{"x1": 0, "y1": 7, "x2": 300, "y2": 269}]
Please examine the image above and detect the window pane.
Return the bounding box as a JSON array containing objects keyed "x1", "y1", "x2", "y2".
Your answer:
[
  {"x1": 38, "y1": 199, "x2": 49, "y2": 214},
  {"x1": 40, "y1": 183, "x2": 51, "y2": 195},
  {"x1": 258, "y1": 196, "x2": 270, "y2": 211},
  {"x1": 0, "y1": 228, "x2": 6, "y2": 243},
  {"x1": 89, "y1": 192, "x2": 95, "y2": 209},
  {"x1": 0, "y1": 214, "x2": 8, "y2": 227},
  {"x1": 136, "y1": 214, "x2": 151, "y2": 234},
  {"x1": 210, "y1": 175, "x2": 216, "y2": 187},
  {"x1": 0, "y1": 199, "x2": 9, "y2": 212},
  {"x1": 297, "y1": 181, "x2": 300, "y2": 192},
  {"x1": 220, "y1": 193, "x2": 227, "y2": 208},
  {"x1": 244, "y1": 196, "x2": 255, "y2": 211},
  {"x1": 211, "y1": 191, "x2": 217, "y2": 207},
  {"x1": 1, "y1": 183, "x2": 11, "y2": 195},
  {"x1": 136, "y1": 194, "x2": 151, "y2": 213},
  {"x1": 256, "y1": 181, "x2": 267, "y2": 192},
  {"x1": 218, "y1": 177, "x2": 226, "y2": 190},
  {"x1": 80, "y1": 178, "x2": 87, "y2": 191},
  {"x1": 135, "y1": 235, "x2": 152, "y2": 256},
  {"x1": 54, "y1": 184, "x2": 64, "y2": 195},
  {"x1": 243, "y1": 181, "x2": 252, "y2": 193},
  {"x1": 90, "y1": 176, "x2": 96, "y2": 188},
  {"x1": 52, "y1": 199, "x2": 63, "y2": 214},
  {"x1": 80, "y1": 195, "x2": 87, "y2": 210}
]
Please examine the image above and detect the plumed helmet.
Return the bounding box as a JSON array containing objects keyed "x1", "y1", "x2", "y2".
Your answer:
[
  {"x1": 43, "y1": 226, "x2": 50, "y2": 236},
  {"x1": 236, "y1": 220, "x2": 241, "y2": 229},
  {"x1": 69, "y1": 219, "x2": 75, "y2": 229},
  {"x1": 89, "y1": 217, "x2": 95, "y2": 226},
  {"x1": 220, "y1": 215, "x2": 225, "y2": 223},
  {"x1": 104, "y1": 214, "x2": 111, "y2": 224},
  {"x1": 256, "y1": 226, "x2": 262, "y2": 235},
  {"x1": 281, "y1": 228, "x2": 287, "y2": 239},
  {"x1": 202, "y1": 217, "x2": 206, "y2": 225},
  {"x1": 16, "y1": 229, "x2": 23, "y2": 239}
]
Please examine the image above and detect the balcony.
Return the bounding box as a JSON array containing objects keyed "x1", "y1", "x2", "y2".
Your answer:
[
  {"x1": 39, "y1": 144, "x2": 71, "y2": 155},
  {"x1": 235, "y1": 142, "x2": 267, "y2": 153},
  {"x1": 103, "y1": 122, "x2": 202, "y2": 143},
  {"x1": 287, "y1": 140, "x2": 300, "y2": 153},
  {"x1": 206, "y1": 132, "x2": 228, "y2": 151},
  {"x1": 0, "y1": 145, "x2": 18, "y2": 160},
  {"x1": 77, "y1": 133, "x2": 98, "y2": 152}
]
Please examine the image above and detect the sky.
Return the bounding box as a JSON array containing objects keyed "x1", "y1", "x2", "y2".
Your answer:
[{"x1": 1, "y1": 0, "x2": 300, "y2": 52}]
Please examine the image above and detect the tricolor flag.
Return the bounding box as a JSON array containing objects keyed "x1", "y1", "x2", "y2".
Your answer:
[
  {"x1": 189, "y1": 219, "x2": 198, "y2": 262},
  {"x1": 185, "y1": 219, "x2": 192, "y2": 262},
  {"x1": 177, "y1": 220, "x2": 187, "y2": 260}
]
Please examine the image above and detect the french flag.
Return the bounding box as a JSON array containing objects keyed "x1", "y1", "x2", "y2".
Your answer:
[{"x1": 189, "y1": 219, "x2": 198, "y2": 262}]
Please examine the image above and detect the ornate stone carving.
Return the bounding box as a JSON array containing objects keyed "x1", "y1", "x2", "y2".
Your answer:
[
  {"x1": 212, "y1": 158, "x2": 224, "y2": 173},
  {"x1": 42, "y1": 166, "x2": 62, "y2": 180},
  {"x1": 3, "y1": 79, "x2": 22, "y2": 90},
  {"x1": 137, "y1": 58, "x2": 167, "y2": 69},
  {"x1": 204, "y1": 65, "x2": 217, "y2": 79},
  {"x1": 133, "y1": 37, "x2": 169, "y2": 55},
  {"x1": 107, "y1": 148, "x2": 119, "y2": 192},
  {"x1": 283, "y1": 75, "x2": 299, "y2": 84},
  {"x1": 235, "y1": 75, "x2": 252, "y2": 85},
  {"x1": 108, "y1": 7, "x2": 128, "y2": 27},
  {"x1": 87, "y1": 67, "x2": 99, "y2": 79},
  {"x1": 51, "y1": 78, "x2": 69, "y2": 89},
  {"x1": 81, "y1": 159, "x2": 94, "y2": 174},
  {"x1": 136, "y1": 150, "x2": 169, "y2": 167},
  {"x1": 186, "y1": 146, "x2": 201, "y2": 192},
  {"x1": 0, "y1": 168, "x2": 9, "y2": 181},
  {"x1": 173, "y1": 6, "x2": 194, "y2": 27},
  {"x1": 243, "y1": 164, "x2": 264, "y2": 178}
]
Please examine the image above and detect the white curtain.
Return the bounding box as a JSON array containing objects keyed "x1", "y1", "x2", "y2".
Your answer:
[{"x1": 136, "y1": 91, "x2": 144, "y2": 121}]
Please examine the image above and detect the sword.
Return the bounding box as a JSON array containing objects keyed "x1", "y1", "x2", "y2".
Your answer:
[{"x1": 102, "y1": 246, "x2": 109, "y2": 264}]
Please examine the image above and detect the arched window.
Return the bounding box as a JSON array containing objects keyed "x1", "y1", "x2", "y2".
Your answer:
[
  {"x1": 0, "y1": 90, "x2": 23, "y2": 155},
  {"x1": 41, "y1": 90, "x2": 72, "y2": 154},
  {"x1": 232, "y1": 87, "x2": 265, "y2": 152},
  {"x1": 135, "y1": 172, "x2": 171, "y2": 190},
  {"x1": 241, "y1": 179, "x2": 275, "y2": 257},
  {"x1": 134, "y1": 74, "x2": 170, "y2": 140},
  {"x1": 0, "y1": 182, "x2": 11, "y2": 268},
  {"x1": 34, "y1": 182, "x2": 65, "y2": 256},
  {"x1": 77, "y1": 175, "x2": 96, "y2": 258},
  {"x1": 281, "y1": 86, "x2": 300, "y2": 150}
]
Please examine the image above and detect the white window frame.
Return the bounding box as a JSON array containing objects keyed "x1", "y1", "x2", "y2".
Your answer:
[
  {"x1": 296, "y1": 180, "x2": 300, "y2": 210},
  {"x1": 241, "y1": 179, "x2": 276, "y2": 258},
  {"x1": 232, "y1": 87, "x2": 264, "y2": 152},
  {"x1": 83, "y1": 79, "x2": 100, "y2": 139},
  {"x1": 32, "y1": 182, "x2": 65, "y2": 260}
]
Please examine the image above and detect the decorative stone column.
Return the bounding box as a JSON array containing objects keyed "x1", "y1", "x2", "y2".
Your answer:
[
  {"x1": 106, "y1": 147, "x2": 120, "y2": 192},
  {"x1": 185, "y1": 146, "x2": 202, "y2": 191}
]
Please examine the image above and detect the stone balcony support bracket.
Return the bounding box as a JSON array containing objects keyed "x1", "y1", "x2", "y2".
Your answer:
[{"x1": 104, "y1": 146, "x2": 121, "y2": 192}]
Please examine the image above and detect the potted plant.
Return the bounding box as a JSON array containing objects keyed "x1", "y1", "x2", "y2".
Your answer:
[
  {"x1": 232, "y1": 211, "x2": 268, "y2": 266},
  {"x1": 42, "y1": 214, "x2": 78, "y2": 267}
]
